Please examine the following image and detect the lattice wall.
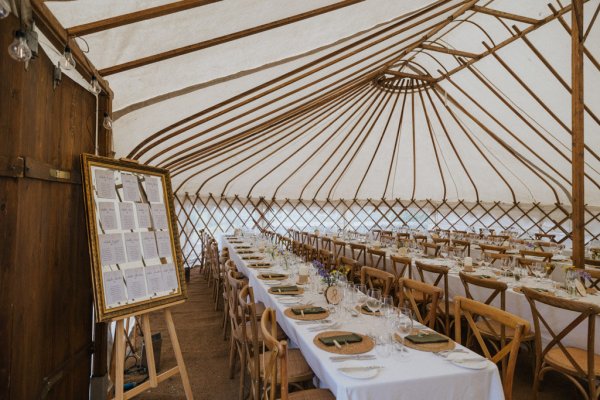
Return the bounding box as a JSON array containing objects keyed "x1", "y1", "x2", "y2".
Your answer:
[{"x1": 175, "y1": 193, "x2": 600, "y2": 268}]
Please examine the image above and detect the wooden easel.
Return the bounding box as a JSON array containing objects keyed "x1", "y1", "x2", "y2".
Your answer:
[{"x1": 111, "y1": 302, "x2": 193, "y2": 400}]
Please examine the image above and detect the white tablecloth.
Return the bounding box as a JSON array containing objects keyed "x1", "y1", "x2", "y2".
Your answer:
[{"x1": 223, "y1": 237, "x2": 504, "y2": 400}]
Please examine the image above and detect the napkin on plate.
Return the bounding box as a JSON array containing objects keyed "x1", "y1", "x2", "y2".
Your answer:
[
  {"x1": 319, "y1": 333, "x2": 363, "y2": 346},
  {"x1": 292, "y1": 307, "x2": 326, "y2": 315},
  {"x1": 405, "y1": 333, "x2": 449, "y2": 344},
  {"x1": 271, "y1": 286, "x2": 299, "y2": 293}
]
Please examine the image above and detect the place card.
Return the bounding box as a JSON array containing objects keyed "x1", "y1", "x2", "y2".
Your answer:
[
  {"x1": 97, "y1": 201, "x2": 118, "y2": 230},
  {"x1": 141, "y1": 232, "x2": 158, "y2": 259},
  {"x1": 123, "y1": 232, "x2": 142, "y2": 263},
  {"x1": 155, "y1": 231, "x2": 172, "y2": 258},
  {"x1": 145, "y1": 265, "x2": 164, "y2": 294},
  {"x1": 118, "y1": 202, "x2": 136, "y2": 230},
  {"x1": 94, "y1": 169, "x2": 116, "y2": 199},
  {"x1": 135, "y1": 203, "x2": 152, "y2": 228},
  {"x1": 98, "y1": 233, "x2": 127, "y2": 265},
  {"x1": 160, "y1": 263, "x2": 179, "y2": 292},
  {"x1": 151, "y1": 204, "x2": 169, "y2": 229},
  {"x1": 120, "y1": 173, "x2": 140, "y2": 202},
  {"x1": 124, "y1": 267, "x2": 147, "y2": 300},
  {"x1": 144, "y1": 176, "x2": 161, "y2": 203},
  {"x1": 103, "y1": 270, "x2": 127, "y2": 306}
]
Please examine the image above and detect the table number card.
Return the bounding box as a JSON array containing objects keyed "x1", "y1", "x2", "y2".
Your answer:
[{"x1": 82, "y1": 154, "x2": 186, "y2": 322}]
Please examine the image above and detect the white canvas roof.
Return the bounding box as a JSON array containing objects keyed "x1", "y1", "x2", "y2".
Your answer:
[{"x1": 44, "y1": 0, "x2": 600, "y2": 205}]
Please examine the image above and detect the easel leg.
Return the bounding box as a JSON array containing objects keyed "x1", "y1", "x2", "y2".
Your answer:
[
  {"x1": 141, "y1": 315, "x2": 158, "y2": 387},
  {"x1": 114, "y1": 319, "x2": 125, "y2": 400},
  {"x1": 164, "y1": 309, "x2": 194, "y2": 399}
]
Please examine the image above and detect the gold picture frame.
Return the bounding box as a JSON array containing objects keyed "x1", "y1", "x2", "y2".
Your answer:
[{"x1": 81, "y1": 154, "x2": 187, "y2": 322}]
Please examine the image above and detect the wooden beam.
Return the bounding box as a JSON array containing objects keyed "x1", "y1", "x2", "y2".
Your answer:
[
  {"x1": 571, "y1": 0, "x2": 585, "y2": 268},
  {"x1": 384, "y1": 70, "x2": 436, "y2": 82},
  {"x1": 30, "y1": 0, "x2": 113, "y2": 98},
  {"x1": 471, "y1": 5, "x2": 539, "y2": 24},
  {"x1": 67, "y1": 0, "x2": 222, "y2": 36},
  {"x1": 419, "y1": 43, "x2": 478, "y2": 58},
  {"x1": 99, "y1": 0, "x2": 365, "y2": 76}
]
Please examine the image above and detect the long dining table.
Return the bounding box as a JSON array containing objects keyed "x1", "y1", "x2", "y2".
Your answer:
[
  {"x1": 222, "y1": 235, "x2": 504, "y2": 400},
  {"x1": 330, "y1": 238, "x2": 600, "y2": 351}
]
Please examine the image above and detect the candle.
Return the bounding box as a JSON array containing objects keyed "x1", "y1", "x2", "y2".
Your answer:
[{"x1": 464, "y1": 257, "x2": 474, "y2": 272}]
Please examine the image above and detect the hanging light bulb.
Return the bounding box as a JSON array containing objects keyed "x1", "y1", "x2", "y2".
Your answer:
[
  {"x1": 59, "y1": 46, "x2": 76, "y2": 70},
  {"x1": 0, "y1": 0, "x2": 11, "y2": 19},
  {"x1": 8, "y1": 30, "x2": 33, "y2": 62},
  {"x1": 89, "y1": 76, "x2": 101, "y2": 94},
  {"x1": 103, "y1": 113, "x2": 113, "y2": 130}
]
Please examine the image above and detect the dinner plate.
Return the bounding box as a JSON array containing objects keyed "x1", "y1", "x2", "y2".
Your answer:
[
  {"x1": 338, "y1": 366, "x2": 382, "y2": 379},
  {"x1": 446, "y1": 353, "x2": 488, "y2": 370}
]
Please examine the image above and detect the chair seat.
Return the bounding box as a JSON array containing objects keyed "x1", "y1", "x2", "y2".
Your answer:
[
  {"x1": 545, "y1": 346, "x2": 600, "y2": 376},
  {"x1": 287, "y1": 389, "x2": 336, "y2": 400},
  {"x1": 475, "y1": 319, "x2": 535, "y2": 341},
  {"x1": 260, "y1": 348, "x2": 314, "y2": 383}
]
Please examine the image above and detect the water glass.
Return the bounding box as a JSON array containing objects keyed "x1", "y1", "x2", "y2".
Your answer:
[
  {"x1": 366, "y1": 289, "x2": 382, "y2": 313},
  {"x1": 375, "y1": 333, "x2": 393, "y2": 358},
  {"x1": 355, "y1": 284, "x2": 368, "y2": 308}
]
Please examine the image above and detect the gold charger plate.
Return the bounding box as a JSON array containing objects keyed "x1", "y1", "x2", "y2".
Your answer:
[
  {"x1": 313, "y1": 331, "x2": 374, "y2": 355},
  {"x1": 284, "y1": 306, "x2": 329, "y2": 321},
  {"x1": 268, "y1": 287, "x2": 304, "y2": 295},
  {"x1": 395, "y1": 329, "x2": 455, "y2": 353}
]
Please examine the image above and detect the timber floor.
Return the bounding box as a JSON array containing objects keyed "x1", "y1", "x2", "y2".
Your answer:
[{"x1": 138, "y1": 270, "x2": 583, "y2": 400}]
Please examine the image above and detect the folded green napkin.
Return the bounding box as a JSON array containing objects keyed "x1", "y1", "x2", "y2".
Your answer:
[
  {"x1": 272, "y1": 286, "x2": 299, "y2": 293},
  {"x1": 361, "y1": 305, "x2": 379, "y2": 314},
  {"x1": 405, "y1": 333, "x2": 449, "y2": 344},
  {"x1": 319, "y1": 333, "x2": 363, "y2": 346},
  {"x1": 291, "y1": 307, "x2": 326, "y2": 315},
  {"x1": 250, "y1": 263, "x2": 271, "y2": 267},
  {"x1": 262, "y1": 273, "x2": 285, "y2": 278}
]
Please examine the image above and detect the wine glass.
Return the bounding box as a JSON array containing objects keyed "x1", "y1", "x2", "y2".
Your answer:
[
  {"x1": 532, "y1": 262, "x2": 545, "y2": 282},
  {"x1": 366, "y1": 289, "x2": 382, "y2": 314},
  {"x1": 381, "y1": 295, "x2": 395, "y2": 318},
  {"x1": 355, "y1": 284, "x2": 368, "y2": 309}
]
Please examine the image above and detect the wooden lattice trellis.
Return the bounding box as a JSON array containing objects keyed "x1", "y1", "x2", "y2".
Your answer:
[{"x1": 175, "y1": 193, "x2": 600, "y2": 268}]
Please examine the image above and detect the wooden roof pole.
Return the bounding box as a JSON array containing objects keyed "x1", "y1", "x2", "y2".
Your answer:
[
  {"x1": 470, "y1": 5, "x2": 540, "y2": 24},
  {"x1": 99, "y1": 0, "x2": 366, "y2": 76},
  {"x1": 411, "y1": 82, "x2": 417, "y2": 200},
  {"x1": 67, "y1": 0, "x2": 222, "y2": 36},
  {"x1": 126, "y1": 0, "x2": 461, "y2": 158},
  {"x1": 382, "y1": 81, "x2": 410, "y2": 198},
  {"x1": 571, "y1": 0, "x2": 585, "y2": 267}
]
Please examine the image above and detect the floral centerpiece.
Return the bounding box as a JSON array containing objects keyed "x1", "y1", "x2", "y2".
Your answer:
[
  {"x1": 312, "y1": 260, "x2": 350, "y2": 286},
  {"x1": 562, "y1": 265, "x2": 592, "y2": 296}
]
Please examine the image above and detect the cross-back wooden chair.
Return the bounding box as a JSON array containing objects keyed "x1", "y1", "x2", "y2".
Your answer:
[
  {"x1": 522, "y1": 287, "x2": 600, "y2": 400},
  {"x1": 390, "y1": 255, "x2": 412, "y2": 279},
  {"x1": 210, "y1": 241, "x2": 224, "y2": 310},
  {"x1": 454, "y1": 296, "x2": 530, "y2": 400},
  {"x1": 414, "y1": 261, "x2": 451, "y2": 335},
  {"x1": 534, "y1": 232, "x2": 556, "y2": 242},
  {"x1": 302, "y1": 244, "x2": 316, "y2": 263},
  {"x1": 485, "y1": 252, "x2": 512, "y2": 267},
  {"x1": 488, "y1": 234, "x2": 510, "y2": 243},
  {"x1": 260, "y1": 308, "x2": 333, "y2": 400},
  {"x1": 397, "y1": 232, "x2": 410, "y2": 241},
  {"x1": 396, "y1": 278, "x2": 442, "y2": 329},
  {"x1": 291, "y1": 240, "x2": 302, "y2": 257},
  {"x1": 300, "y1": 231, "x2": 309, "y2": 245},
  {"x1": 585, "y1": 269, "x2": 600, "y2": 292},
  {"x1": 360, "y1": 266, "x2": 395, "y2": 297},
  {"x1": 519, "y1": 249, "x2": 552, "y2": 263},
  {"x1": 459, "y1": 272, "x2": 534, "y2": 354},
  {"x1": 349, "y1": 243, "x2": 367, "y2": 267},
  {"x1": 367, "y1": 248, "x2": 387, "y2": 271},
  {"x1": 238, "y1": 285, "x2": 260, "y2": 400},
  {"x1": 413, "y1": 234, "x2": 428, "y2": 244},
  {"x1": 585, "y1": 258, "x2": 600, "y2": 268},
  {"x1": 432, "y1": 237, "x2": 450, "y2": 246},
  {"x1": 307, "y1": 233, "x2": 319, "y2": 252},
  {"x1": 338, "y1": 256, "x2": 360, "y2": 283},
  {"x1": 223, "y1": 259, "x2": 245, "y2": 339},
  {"x1": 479, "y1": 244, "x2": 509, "y2": 255},
  {"x1": 317, "y1": 248, "x2": 334, "y2": 271},
  {"x1": 372, "y1": 229, "x2": 382, "y2": 240},
  {"x1": 332, "y1": 239, "x2": 346, "y2": 260},
  {"x1": 320, "y1": 236, "x2": 332, "y2": 252},
  {"x1": 452, "y1": 239, "x2": 471, "y2": 257},
  {"x1": 422, "y1": 242, "x2": 440, "y2": 257},
  {"x1": 227, "y1": 272, "x2": 246, "y2": 382}
]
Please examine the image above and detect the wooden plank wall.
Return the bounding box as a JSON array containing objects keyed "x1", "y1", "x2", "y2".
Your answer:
[{"x1": 0, "y1": 16, "x2": 110, "y2": 399}]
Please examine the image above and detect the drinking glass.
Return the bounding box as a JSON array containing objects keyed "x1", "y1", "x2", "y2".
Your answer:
[
  {"x1": 355, "y1": 284, "x2": 368, "y2": 308},
  {"x1": 366, "y1": 289, "x2": 382, "y2": 313},
  {"x1": 375, "y1": 333, "x2": 393, "y2": 358},
  {"x1": 397, "y1": 307, "x2": 414, "y2": 336},
  {"x1": 381, "y1": 295, "x2": 395, "y2": 318},
  {"x1": 532, "y1": 262, "x2": 545, "y2": 282}
]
